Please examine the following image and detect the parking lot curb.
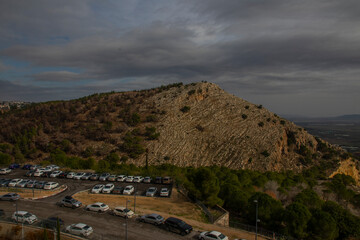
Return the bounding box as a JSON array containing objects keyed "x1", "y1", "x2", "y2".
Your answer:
[{"x1": 23, "y1": 185, "x2": 68, "y2": 200}]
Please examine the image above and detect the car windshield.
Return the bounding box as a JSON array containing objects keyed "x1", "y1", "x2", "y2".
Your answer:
[
  {"x1": 124, "y1": 209, "x2": 130, "y2": 213},
  {"x1": 219, "y1": 233, "x2": 226, "y2": 239},
  {"x1": 24, "y1": 213, "x2": 32, "y2": 218},
  {"x1": 148, "y1": 188, "x2": 155, "y2": 192},
  {"x1": 83, "y1": 225, "x2": 90, "y2": 230},
  {"x1": 161, "y1": 189, "x2": 167, "y2": 192},
  {"x1": 101, "y1": 204, "x2": 106, "y2": 207},
  {"x1": 177, "y1": 220, "x2": 186, "y2": 227},
  {"x1": 156, "y1": 215, "x2": 163, "y2": 219}
]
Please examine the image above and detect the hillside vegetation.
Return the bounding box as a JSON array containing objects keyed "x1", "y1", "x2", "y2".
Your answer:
[{"x1": 1, "y1": 82, "x2": 357, "y2": 176}]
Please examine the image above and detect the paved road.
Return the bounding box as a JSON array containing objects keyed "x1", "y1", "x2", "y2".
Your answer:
[{"x1": 0, "y1": 169, "x2": 198, "y2": 240}]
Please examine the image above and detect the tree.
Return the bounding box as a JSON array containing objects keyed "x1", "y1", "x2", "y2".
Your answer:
[
  {"x1": 294, "y1": 189, "x2": 323, "y2": 209},
  {"x1": 284, "y1": 202, "x2": 312, "y2": 239},
  {"x1": 307, "y1": 209, "x2": 338, "y2": 240},
  {"x1": 247, "y1": 192, "x2": 283, "y2": 228}
]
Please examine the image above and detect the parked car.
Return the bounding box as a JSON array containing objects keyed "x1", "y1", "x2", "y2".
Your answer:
[
  {"x1": 108, "y1": 175, "x2": 117, "y2": 181},
  {"x1": 125, "y1": 176, "x2": 134, "y2": 182},
  {"x1": 33, "y1": 170, "x2": 44, "y2": 177},
  {"x1": 164, "y1": 217, "x2": 193, "y2": 236},
  {"x1": 12, "y1": 211, "x2": 37, "y2": 224},
  {"x1": 42, "y1": 217, "x2": 64, "y2": 229},
  {"x1": 73, "y1": 172, "x2": 85, "y2": 180},
  {"x1": 42, "y1": 171, "x2": 52, "y2": 178},
  {"x1": 123, "y1": 185, "x2": 134, "y2": 195},
  {"x1": 57, "y1": 196, "x2": 82, "y2": 208},
  {"x1": 16, "y1": 179, "x2": 30, "y2": 188},
  {"x1": 91, "y1": 184, "x2": 104, "y2": 194},
  {"x1": 35, "y1": 181, "x2": 47, "y2": 189},
  {"x1": 99, "y1": 173, "x2": 110, "y2": 181},
  {"x1": 133, "y1": 176, "x2": 144, "y2": 183},
  {"x1": 102, "y1": 183, "x2": 114, "y2": 194},
  {"x1": 155, "y1": 177, "x2": 162, "y2": 184},
  {"x1": 146, "y1": 187, "x2": 157, "y2": 197},
  {"x1": 0, "y1": 179, "x2": 11, "y2": 187},
  {"x1": 81, "y1": 172, "x2": 92, "y2": 180},
  {"x1": 85, "y1": 202, "x2": 109, "y2": 212},
  {"x1": 160, "y1": 188, "x2": 170, "y2": 197},
  {"x1": 66, "y1": 172, "x2": 75, "y2": 179},
  {"x1": 116, "y1": 175, "x2": 126, "y2": 182},
  {"x1": 8, "y1": 178, "x2": 22, "y2": 187},
  {"x1": 50, "y1": 170, "x2": 62, "y2": 178},
  {"x1": 48, "y1": 165, "x2": 60, "y2": 170},
  {"x1": 143, "y1": 176, "x2": 152, "y2": 183},
  {"x1": 0, "y1": 193, "x2": 20, "y2": 201},
  {"x1": 0, "y1": 168, "x2": 11, "y2": 174},
  {"x1": 162, "y1": 176, "x2": 172, "y2": 184},
  {"x1": 111, "y1": 206, "x2": 134, "y2": 218},
  {"x1": 65, "y1": 223, "x2": 93, "y2": 237},
  {"x1": 90, "y1": 174, "x2": 99, "y2": 181},
  {"x1": 30, "y1": 165, "x2": 41, "y2": 170},
  {"x1": 198, "y1": 231, "x2": 229, "y2": 240},
  {"x1": 25, "y1": 170, "x2": 35, "y2": 177},
  {"x1": 22, "y1": 164, "x2": 32, "y2": 170},
  {"x1": 26, "y1": 180, "x2": 37, "y2": 188},
  {"x1": 58, "y1": 172, "x2": 68, "y2": 178},
  {"x1": 44, "y1": 182, "x2": 59, "y2": 190},
  {"x1": 139, "y1": 213, "x2": 165, "y2": 225},
  {"x1": 9, "y1": 163, "x2": 20, "y2": 169},
  {"x1": 112, "y1": 186, "x2": 124, "y2": 194}
]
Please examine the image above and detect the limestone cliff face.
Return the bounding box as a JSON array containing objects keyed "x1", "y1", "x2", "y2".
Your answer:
[
  {"x1": 131, "y1": 82, "x2": 319, "y2": 172},
  {"x1": 330, "y1": 159, "x2": 360, "y2": 185}
]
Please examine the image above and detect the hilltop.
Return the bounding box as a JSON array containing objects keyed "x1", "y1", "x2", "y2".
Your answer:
[{"x1": 0, "y1": 82, "x2": 357, "y2": 176}]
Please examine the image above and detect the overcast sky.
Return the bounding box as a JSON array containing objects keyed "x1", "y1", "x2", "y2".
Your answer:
[{"x1": 0, "y1": 0, "x2": 359, "y2": 117}]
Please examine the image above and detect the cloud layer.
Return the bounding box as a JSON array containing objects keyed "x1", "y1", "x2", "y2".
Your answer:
[{"x1": 0, "y1": 0, "x2": 359, "y2": 116}]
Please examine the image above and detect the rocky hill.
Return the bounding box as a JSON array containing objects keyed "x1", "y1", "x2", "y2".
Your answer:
[{"x1": 0, "y1": 82, "x2": 357, "y2": 174}]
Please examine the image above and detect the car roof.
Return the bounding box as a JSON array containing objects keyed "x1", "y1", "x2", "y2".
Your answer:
[
  {"x1": 15, "y1": 211, "x2": 28, "y2": 215},
  {"x1": 208, "y1": 231, "x2": 223, "y2": 236},
  {"x1": 74, "y1": 223, "x2": 87, "y2": 228},
  {"x1": 147, "y1": 213, "x2": 161, "y2": 217}
]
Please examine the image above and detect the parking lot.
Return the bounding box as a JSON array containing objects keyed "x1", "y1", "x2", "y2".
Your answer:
[{"x1": 0, "y1": 168, "x2": 173, "y2": 199}]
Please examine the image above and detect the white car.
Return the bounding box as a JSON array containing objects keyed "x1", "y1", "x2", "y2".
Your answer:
[
  {"x1": 50, "y1": 170, "x2": 62, "y2": 178},
  {"x1": 91, "y1": 184, "x2": 104, "y2": 194},
  {"x1": 12, "y1": 211, "x2": 38, "y2": 224},
  {"x1": 44, "y1": 182, "x2": 59, "y2": 190},
  {"x1": 146, "y1": 187, "x2": 157, "y2": 197},
  {"x1": 16, "y1": 180, "x2": 30, "y2": 188},
  {"x1": 73, "y1": 172, "x2": 85, "y2": 180},
  {"x1": 125, "y1": 176, "x2": 134, "y2": 182},
  {"x1": 30, "y1": 165, "x2": 41, "y2": 170},
  {"x1": 67, "y1": 172, "x2": 75, "y2": 179},
  {"x1": 8, "y1": 179, "x2": 22, "y2": 187},
  {"x1": 198, "y1": 231, "x2": 229, "y2": 240},
  {"x1": 133, "y1": 176, "x2": 144, "y2": 183},
  {"x1": 160, "y1": 188, "x2": 170, "y2": 197},
  {"x1": 0, "y1": 168, "x2": 11, "y2": 174},
  {"x1": 111, "y1": 206, "x2": 134, "y2": 218},
  {"x1": 102, "y1": 184, "x2": 114, "y2": 193},
  {"x1": 65, "y1": 223, "x2": 93, "y2": 237},
  {"x1": 86, "y1": 202, "x2": 109, "y2": 212},
  {"x1": 123, "y1": 185, "x2": 134, "y2": 195},
  {"x1": 33, "y1": 170, "x2": 44, "y2": 177},
  {"x1": 99, "y1": 173, "x2": 110, "y2": 181},
  {"x1": 117, "y1": 175, "x2": 126, "y2": 182},
  {"x1": 48, "y1": 165, "x2": 60, "y2": 170}
]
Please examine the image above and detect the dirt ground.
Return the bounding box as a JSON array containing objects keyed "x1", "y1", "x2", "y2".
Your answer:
[
  {"x1": 0, "y1": 185, "x2": 66, "y2": 199},
  {"x1": 0, "y1": 222, "x2": 79, "y2": 240},
  {"x1": 73, "y1": 189, "x2": 269, "y2": 240}
]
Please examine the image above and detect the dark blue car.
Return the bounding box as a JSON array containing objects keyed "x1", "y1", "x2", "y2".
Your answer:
[
  {"x1": 9, "y1": 163, "x2": 20, "y2": 169},
  {"x1": 22, "y1": 164, "x2": 32, "y2": 170}
]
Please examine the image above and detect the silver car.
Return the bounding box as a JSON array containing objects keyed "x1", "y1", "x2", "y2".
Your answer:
[
  {"x1": 65, "y1": 223, "x2": 93, "y2": 237},
  {"x1": 1, "y1": 193, "x2": 20, "y2": 201},
  {"x1": 139, "y1": 213, "x2": 165, "y2": 225}
]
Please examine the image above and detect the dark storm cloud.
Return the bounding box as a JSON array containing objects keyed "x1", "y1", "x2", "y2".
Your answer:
[{"x1": 0, "y1": 0, "x2": 359, "y2": 116}]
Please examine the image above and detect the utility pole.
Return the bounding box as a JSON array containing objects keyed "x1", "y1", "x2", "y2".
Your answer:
[
  {"x1": 254, "y1": 199, "x2": 258, "y2": 240},
  {"x1": 125, "y1": 200, "x2": 131, "y2": 240}
]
